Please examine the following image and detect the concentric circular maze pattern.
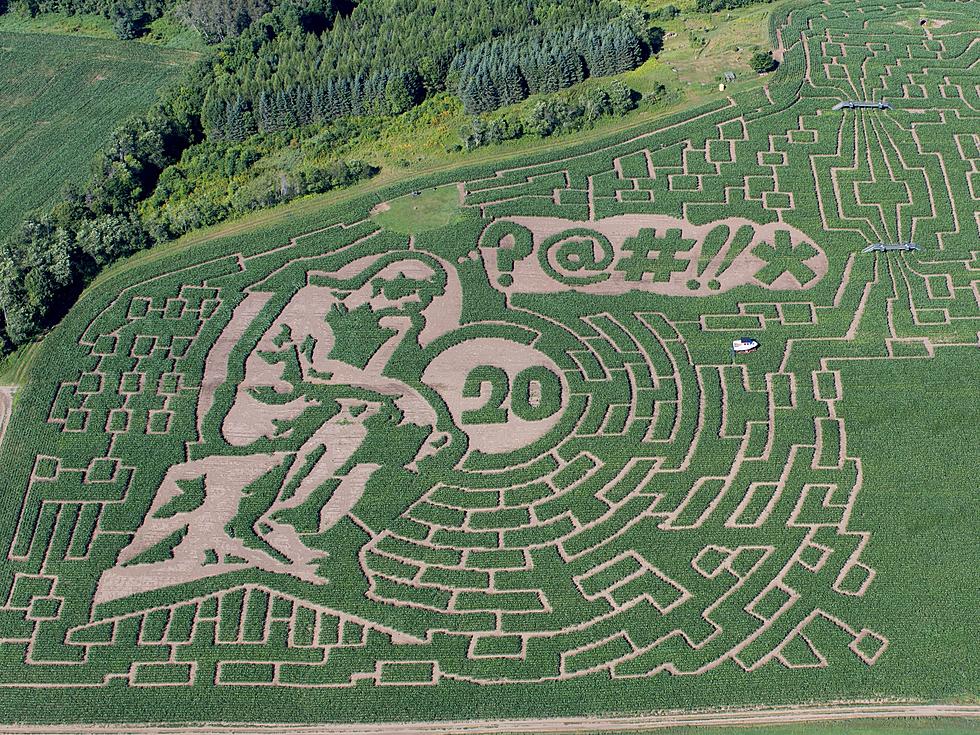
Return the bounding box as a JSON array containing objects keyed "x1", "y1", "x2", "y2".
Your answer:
[{"x1": 0, "y1": 0, "x2": 977, "y2": 725}]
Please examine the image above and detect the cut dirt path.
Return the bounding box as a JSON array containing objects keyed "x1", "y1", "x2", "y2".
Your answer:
[
  {"x1": 0, "y1": 385, "x2": 15, "y2": 450},
  {"x1": 2, "y1": 704, "x2": 978, "y2": 734}
]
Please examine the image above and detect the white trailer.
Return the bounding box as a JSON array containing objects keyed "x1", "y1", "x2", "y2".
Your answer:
[{"x1": 732, "y1": 337, "x2": 760, "y2": 354}]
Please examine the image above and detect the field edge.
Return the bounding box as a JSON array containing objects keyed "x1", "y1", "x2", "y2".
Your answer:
[{"x1": 0, "y1": 703, "x2": 978, "y2": 733}]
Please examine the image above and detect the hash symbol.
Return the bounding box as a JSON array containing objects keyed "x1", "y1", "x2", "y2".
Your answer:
[{"x1": 616, "y1": 228, "x2": 695, "y2": 283}]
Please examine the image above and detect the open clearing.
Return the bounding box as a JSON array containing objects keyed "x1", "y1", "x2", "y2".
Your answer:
[
  {"x1": 0, "y1": 0, "x2": 977, "y2": 728},
  {"x1": 370, "y1": 184, "x2": 464, "y2": 234},
  {"x1": 0, "y1": 32, "x2": 195, "y2": 237},
  {"x1": 625, "y1": 1, "x2": 774, "y2": 98}
]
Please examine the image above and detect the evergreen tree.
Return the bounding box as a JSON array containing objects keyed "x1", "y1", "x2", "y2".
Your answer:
[{"x1": 224, "y1": 95, "x2": 249, "y2": 141}]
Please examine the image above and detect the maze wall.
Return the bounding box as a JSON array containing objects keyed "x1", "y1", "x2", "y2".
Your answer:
[{"x1": 0, "y1": 0, "x2": 977, "y2": 720}]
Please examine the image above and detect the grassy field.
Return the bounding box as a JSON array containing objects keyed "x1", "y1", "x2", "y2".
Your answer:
[
  {"x1": 0, "y1": 31, "x2": 196, "y2": 240},
  {"x1": 0, "y1": 10, "x2": 205, "y2": 48},
  {"x1": 0, "y1": 10, "x2": 118, "y2": 37},
  {"x1": 0, "y1": 0, "x2": 977, "y2": 728},
  {"x1": 371, "y1": 185, "x2": 464, "y2": 234}
]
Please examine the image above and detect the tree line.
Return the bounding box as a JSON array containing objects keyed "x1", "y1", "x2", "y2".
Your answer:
[
  {"x1": 0, "y1": 99, "x2": 198, "y2": 348},
  {"x1": 196, "y1": 0, "x2": 655, "y2": 138},
  {"x1": 4, "y1": 0, "x2": 662, "y2": 134},
  {"x1": 461, "y1": 79, "x2": 652, "y2": 149},
  {"x1": 202, "y1": 17, "x2": 658, "y2": 139},
  {"x1": 450, "y1": 19, "x2": 660, "y2": 115},
  {"x1": 695, "y1": 0, "x2": 774, "y2": 12}
]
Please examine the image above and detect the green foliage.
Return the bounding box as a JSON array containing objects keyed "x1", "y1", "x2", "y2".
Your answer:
[
  {"x1": 0, "y1": 31, "x2": 192, "y2": 264},
  {"x1": 110, "y1": 0, "x2": 150, "y2": 38},
  {"x1": 123, "y1": 525, "x2": 188, "y2": 566},
  {"x1": 198, "y1": 0, "x2": 633, "y2": 139},
  {"x1": 0, "y1": 0, "x2": 657, "y2": 354},
  {"x1": 462, "y1": 80, "x2": 644, "y2": 149},
  {"x1": 750, "y1": 50, "x2": 778, "y2": 73},
  {"x1": 450, "y1": 20, "x2": 650, "y2": 115},
  {"x1": 141, "y1": 130, "x2": 379, "y2": 239},
  {"x1": 0, "y1": 115, "x2": 174, "y2": 345},
  {"x1": 696, "y1": 0, "x2": 774, "y2": 12},
  {"x1": 650, "y1": 4, "x2": 680, "y2": 21},
  {"x1": 153, "y1": 476, "x2": 206, "y2": 518}
]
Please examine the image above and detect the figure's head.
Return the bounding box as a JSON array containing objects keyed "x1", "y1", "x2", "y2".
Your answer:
[{"x1": 221, "y1": 253, "x2": 454, "y2": 448}]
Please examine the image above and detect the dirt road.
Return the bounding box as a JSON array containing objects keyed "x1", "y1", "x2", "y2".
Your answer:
[{"x1": 2, "y1": 703, "x2": 978, "y2": 734}]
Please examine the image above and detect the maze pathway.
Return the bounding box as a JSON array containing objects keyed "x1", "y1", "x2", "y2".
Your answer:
[{"x1": 0, "y1": 0, "x2": 977, "y2": 711}]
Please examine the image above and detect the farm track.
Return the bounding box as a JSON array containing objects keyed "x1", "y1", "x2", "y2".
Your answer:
[
  {"x1": 1, "y1": 704, "x2": 978, "y2": 733},
  {"x1": 0, "y1": 386, "x2": 15, "y2": 449}
]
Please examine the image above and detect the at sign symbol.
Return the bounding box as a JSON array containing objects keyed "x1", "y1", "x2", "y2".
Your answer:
[{"x1": 539, "y1": 228, "x2": 614, "y2": 285}]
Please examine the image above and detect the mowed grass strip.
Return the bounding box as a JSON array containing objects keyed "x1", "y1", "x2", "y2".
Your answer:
[
  {"x1": 371, "y1": 184, "x2": 464, "y2": 235},
  {"x1": 0, "y1": 32, "x2": 196, "y2": 237}
]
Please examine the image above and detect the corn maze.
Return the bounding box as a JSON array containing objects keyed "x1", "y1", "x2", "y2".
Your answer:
[{"x1": 0, "y1": 0, "x2": 978, "y2": 726}]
